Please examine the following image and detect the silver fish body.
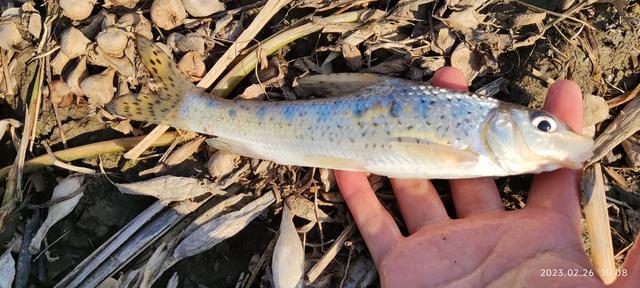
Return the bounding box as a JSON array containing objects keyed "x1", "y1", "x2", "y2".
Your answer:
[{"x1": 107, "y1": 38, "x2": 593, "y2": 179}]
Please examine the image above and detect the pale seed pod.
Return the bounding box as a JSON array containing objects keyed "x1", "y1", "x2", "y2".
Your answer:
[
  {"x1": 96, "y1": 28, "x2": 129, "y2": 58},
  {"x1": 181, "y1": 0, "x2": 225, "y2": 17},
  {"x1": 150, "y1": 0, "x2": 187, "y2": 31},
  {"x1": 59, "y1": 0, "x2": 95, "y2": 21},
  {"x1": 80, "y1": 68, "x2": 116, "y2": 106}
]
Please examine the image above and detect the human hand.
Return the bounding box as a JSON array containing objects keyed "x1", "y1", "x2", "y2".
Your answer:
[{"x1": 335, "y1": 67, "x2": 640, "y2": 287}]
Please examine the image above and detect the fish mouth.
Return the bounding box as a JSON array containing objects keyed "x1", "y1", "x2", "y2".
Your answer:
[{"x1": 553, "y1": 137, "x2": 595, "y2": 169}]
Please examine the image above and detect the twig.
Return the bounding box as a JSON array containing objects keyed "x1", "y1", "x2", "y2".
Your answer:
[
  {"x1": 306, "y1": 224, "x2": 355, "y2": 283},
  {"x1": 197, "y1": 0, "x2": 295, "y2": 90},
  {"x1": 0, "y1": 132, "x2": 180, "y2": 179},
  {"x1": 582, "y1": 163, "x2": 617, "y2": 284},
  {"x1": 588, "y1": 93, "x2": 640, "y2": 165},
  {"x1": 123, "y1": 124, "x2": 170, "y2": 160},
  {"x1": 43, "y1": 143, "x2": 95, "y2": 174},
  {"x1": 606, "y1": 83, "x2": 640, "y2": 108}
]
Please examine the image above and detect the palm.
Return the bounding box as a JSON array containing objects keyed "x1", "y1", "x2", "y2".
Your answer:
[{"x1": 379, "y1": 208, "x2": 600, "y2": 287}]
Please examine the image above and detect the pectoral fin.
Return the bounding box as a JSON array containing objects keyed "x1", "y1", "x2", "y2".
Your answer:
[
  {"x1": 303, "y1": 155, "x2": 365, "y2": 171},
  {"x1": 389, "y1": 141, "x2": 478, "y2": 166}
]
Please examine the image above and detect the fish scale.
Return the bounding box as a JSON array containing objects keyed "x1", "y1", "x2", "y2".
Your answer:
[{"x1": 106, "y1": 37, "x2": 594, "y2": 179}]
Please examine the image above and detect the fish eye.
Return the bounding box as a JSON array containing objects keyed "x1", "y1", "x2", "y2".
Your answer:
[{"x1": 531, "y1": 111, "x2": 557, "y2": 133}]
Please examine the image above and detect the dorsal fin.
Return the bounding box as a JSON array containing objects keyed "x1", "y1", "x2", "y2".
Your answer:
[
  {"x1": 106, "y1": 37, "x2": 195, "y2": 125},
  {"x1": 296, "y1": 73, "x2": 393, "y2": 97}
]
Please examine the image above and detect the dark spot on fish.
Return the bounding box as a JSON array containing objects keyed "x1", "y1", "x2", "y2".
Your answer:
[
  {"x1": 349, "y1": 137, "x2": 355, "y2": 143},
  {"x1": 373, "y1": 122, "x2": 379, "y2": 127},
  {"x1": 397, "y1": 137, "x2": 402, "y2": 142},
  {"x1": 440, "y1": 115, "x2": 445, "y2": 120},
  {"x1": 430, "y1": 101, "x2": 436, "y2": 105},
  {"x1": 155, "y1": 99, "x2": 161, "y2": 104},
  {"x1": 389, "y1": 100, "x2": 402, "y2": 118},
  {"x1": 337, "y1": 124, "x2": 343, "y2": 129},
  {"x1": 407, "y1": 125, "x2": 414, "y2": 130},
  {"x1": 386, "y1": 130, "x2": 390, "y2": 136},
  {"x1": 149, "y1": 59, "x2": 156, "y2": 65},
  {"x1": 456, "y1": 122, "x2": 461, "y2": 127},
  {"x1": 364, "y1": 144, "x2": 369, "y2": 148},
  {"x1": 156, "y1": 59, "x2": 162, "y2": 64},
  {"x1": 357, "y1": 121, "x2": 363, "y2": 128},
  {"x1": 467, "y1": 111, "x2": 472, "y2": 115},
  {"x1": 152, "y1": 67, "x2": 158, "y2": 74},
  {"x1": 152, "y1": 50, "x2": 158, "y2": 56},
  {"x1": 362, "y1": 131, "x2": 367, "y2": 137},
  {"x1": 426, "y1": 121, "x2": 431, "y2": 126},
  {"x1": 372, "y1": 143, "x2": 377, "y2": 148}
]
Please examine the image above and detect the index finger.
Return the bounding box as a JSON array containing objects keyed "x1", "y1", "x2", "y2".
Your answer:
[
  {"x1": 527, "y1": 80, "x2": 584, "y2": 225},
  {"x1": 335, "y1": 171, "x2": 403, "y2": 263}
]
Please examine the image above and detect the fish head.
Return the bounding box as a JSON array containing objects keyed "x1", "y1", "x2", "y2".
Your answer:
[{"x1": 483, "y1": 106, "x2": 593, "y2": 173}]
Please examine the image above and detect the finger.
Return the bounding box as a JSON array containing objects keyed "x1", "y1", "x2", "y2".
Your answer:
[
  {"x1": 450, "y1": 178, "x2": 503, "y2": 218},
  {"x1": 335, "y1": 170, "x2": 403, "y2": 263},
  {"x1": 612, "y1": 237, "x2": 640, "y2": 288},
  {"x1": 527, "y1": 80, "x2": 583, "y2": 224},
  {"x1": 389, "y1": 179, "x2": 449, "y2": 233},
  {"x1": 433, "y1": 67, "x2": 504, "y2": 217}
]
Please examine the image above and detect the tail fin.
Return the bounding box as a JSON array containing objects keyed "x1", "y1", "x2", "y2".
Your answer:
[{"x1": 106, "y1": 37, "x2": 195, "y2": 125}]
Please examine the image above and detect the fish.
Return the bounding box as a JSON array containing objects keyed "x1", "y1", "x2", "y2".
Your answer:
[{"x1": 106, "y1": 37, "x2": 594, "y2": 179}]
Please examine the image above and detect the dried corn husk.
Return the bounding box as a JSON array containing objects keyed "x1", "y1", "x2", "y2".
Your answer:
[
  {"x1": 173, "y1": 192, "x2": 275, "y2": 260},
  {"x1": 115, "y1": 176, "x2": 224, "y2": 203}
]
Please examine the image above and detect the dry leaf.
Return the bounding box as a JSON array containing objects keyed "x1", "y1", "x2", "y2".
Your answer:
[
  {"x1": 342, "y1": 44, "x2": 362, "y2": 71},
  {"x1": 450, "y1": 43, "x2": 481, "y2": 84},
  {"x1": 150, "y1": 0, "x2": 187, "y2": 30},
  {"x1": 29, "y1": 175, "x2": 84, "y2": 254},
  {"x1": 272, "y1": 204, "x2": 304, "y2": 288},
  {"x1": 432, "y1": 27, "x2": 456, "y2": 55},
  {"x1": 116, "y1": 176, "x2": 224, "y2": 203},
  {"x1": 0, "y1": 248, "x2": 15, "y2": 288},
  {"x1": 285, "y1": 195, "x2": 330, "y2": 222},
  {"x1": 318, "y1": 168, "x2": 336, "y2": 192},
  {"x1": 178, "y1": 51, "x2": 206, "y2": 82},
  {"x1": 511, "y1": 12, "x2": 547, "y2": 28},
  {"x1": 182, "y1": 0, "x2": 225, "y2": 17},
  {"x1": 173, "y1": 192, "x2": 275, "y2": 260},
  {"x1": 622, "y1": 136, "x2": 640, "y2": 167},
  {"x1": 442, "y1": 8, "x2": 485, "y2": 31},
  {"x1": 583, "y1": 94, "x2": 609, "y2": 137}
]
